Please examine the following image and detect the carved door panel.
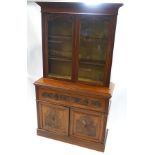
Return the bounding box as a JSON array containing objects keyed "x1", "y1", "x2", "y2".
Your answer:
[
  {"x1": 40, "y1": 102, "x2": 69, "y2": 135},
  {"x1": 70, "y1": 108, "x2": 105, "y2": 142}
]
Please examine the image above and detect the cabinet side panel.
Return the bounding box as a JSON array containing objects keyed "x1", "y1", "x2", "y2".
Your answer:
[
  {"x1": 104, "y1": 15, "x2": 118, "y2": 86},
  {"x1": 36, "y1": 101, "x2": 43, "y2": 129}
]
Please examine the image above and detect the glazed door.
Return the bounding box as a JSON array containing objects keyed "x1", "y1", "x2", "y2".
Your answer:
[
  {"x1": 44, "y1": 13, "x2": 113, "y2": 85},
  {"x1": 78, "y1": 15, "x2": 111, "y2": 85},
  {"x1": 47, "y1": 14, "x2": 74, "y2": 80}
]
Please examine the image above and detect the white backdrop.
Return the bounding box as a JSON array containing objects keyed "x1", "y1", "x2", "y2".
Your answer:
[{"x1": 0, "y1": 0, "x2": 155, "y2": 155}]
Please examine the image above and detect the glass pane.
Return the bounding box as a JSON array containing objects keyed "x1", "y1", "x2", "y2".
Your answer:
[
  {"x1": 48, "y1": 59, "x2": 72, "y2": 80},
  {"x1": 78, "y1": 16, "x2": 110, "y2": 84},
  {"x1": 78, "y1": 63, "x2": 104, "y2": 84},
  {"x1": 48, "y1": 14, "x2": 73, "y2": 79}
]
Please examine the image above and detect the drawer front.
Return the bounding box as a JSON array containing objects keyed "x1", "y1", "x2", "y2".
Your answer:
[
  {"x1": 70, "y1": 108, "x2": 105, "y2": 142},
  {"x1": 37, "y1": 87, "x2": 107, "y2": 112},
  {"x1": 38, "y1": 101, "x2": 69, "y2": 135}
]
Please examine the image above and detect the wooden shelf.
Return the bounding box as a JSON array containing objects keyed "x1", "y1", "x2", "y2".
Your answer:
[
  {"x1": 79, "y1": 60, "x2": 105, "y2": 66},
  {"x1": 48, "y1": 40, "x2": 62, "y2": 43},
  {"x1": 48, "y1": 74, "x2": 71, "y2": 80},
  {"x1": 78, "y1": 77, "x2": 103, "y2": 85},
  {"x1": 48, "y1": 35, "x2": 72, "y2": 38},
  {"x1": 48, "y1": 35, "x2": 71, "y2": 43},
  {"x1": 81, "y1": 36, "x2": 107, "y2": 40},
  {"x1": 48, "y1": 57, "x2": 72, "y2": 62}
]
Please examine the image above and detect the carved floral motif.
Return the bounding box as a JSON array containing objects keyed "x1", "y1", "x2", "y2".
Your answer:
[
  {"x1": 76, "y1": 115, "x2": 97, "y2": 137},
  {"x1": 45, "y1": 109, "x2": 61, "y2": 129},
  {"x1": 42, "y1": 92, "x2": 101, "y2": 107}
]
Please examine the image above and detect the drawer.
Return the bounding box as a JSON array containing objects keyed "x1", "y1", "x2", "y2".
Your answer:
[
  {"x1": 38, "y1": 101, "x2": 69, "y2": 135},
  {"x1": 70, "y1": 108, "x2": 105, "y2": 143},
  {"x1": 36, "y1": 86, "x2": 108, "y2": 113}
]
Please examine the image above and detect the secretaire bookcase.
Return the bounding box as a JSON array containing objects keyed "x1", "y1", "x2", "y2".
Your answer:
[{"x1": 33, "y1": 2, "x2": 123, "y2": 152}]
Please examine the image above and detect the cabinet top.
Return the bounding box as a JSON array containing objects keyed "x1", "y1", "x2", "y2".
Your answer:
[
  {"x1": 34, "y1": 78, "x2": 114, "y2": 98},
  {"x1": 36, "y1": 2, "x2": 123, "y2": 15}
]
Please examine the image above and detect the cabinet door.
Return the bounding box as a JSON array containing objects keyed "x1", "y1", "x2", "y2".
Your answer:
[
  {"x1": 70, "y1": 108, "x2": 105, "y2": 142},
  {"x1": 39, "y1": 102, "x2": 69, "y2": 135},
  {"x1": 47, "y1": 14, "x2": 74, "y2": 80},
  {"x1": 78, "y1": 15, "x2": 111, "y2": 85}
]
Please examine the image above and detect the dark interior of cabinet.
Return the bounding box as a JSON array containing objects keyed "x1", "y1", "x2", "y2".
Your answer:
[
  {"x1": 47, "y1": 14, "x2": 73, "y2": 80},
  {"x1": 46, "y1": 14, "x2": 111, "y2": 86},
  {"x1": 78, "y1": 16, "x2": 110, "y2": 84}
]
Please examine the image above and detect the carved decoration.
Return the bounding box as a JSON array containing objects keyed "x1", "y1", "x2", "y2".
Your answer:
[
  {"x1": 42, "y1": 92, "x2": 101, "y2": 108},
  {"x1": 44, "y1": 109, "x2": 61, "y2": 129},
  {"x1": 76, "y1": 115, "x2": 97, "y2": 137}
]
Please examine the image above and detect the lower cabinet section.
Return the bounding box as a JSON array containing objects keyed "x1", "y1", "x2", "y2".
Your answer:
[
  {"x1": 34, "y1": 78, "x2": 113, "y2": 152},
  {"x1": 37, "y1": 101, "x2": 107, "y2": 151}
]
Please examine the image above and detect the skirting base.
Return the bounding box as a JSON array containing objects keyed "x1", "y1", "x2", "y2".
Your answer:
[{"x1": 37, "y1": 129, "x2": 108, "y2": 152}]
